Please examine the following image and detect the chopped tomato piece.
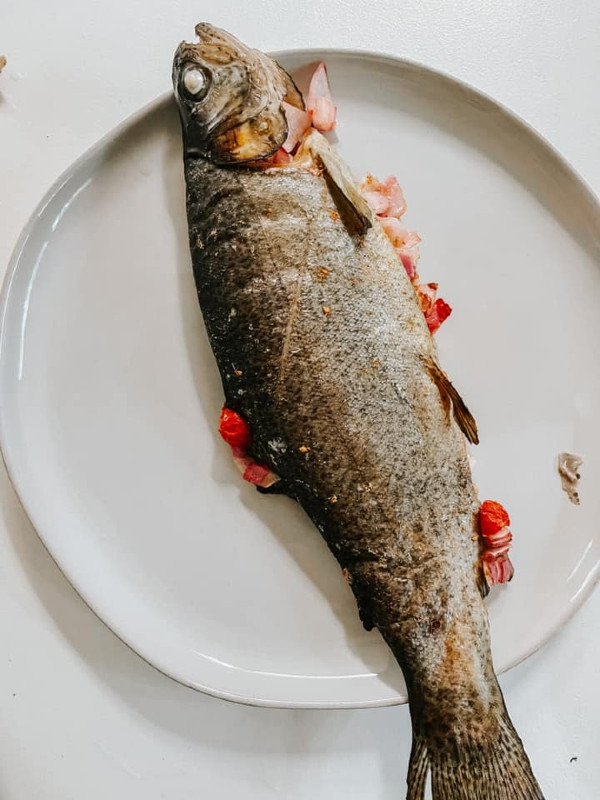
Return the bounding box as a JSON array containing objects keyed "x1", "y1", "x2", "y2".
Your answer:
[
  {"x1": 379, "y1": 217, "x2": 409, "y2": 247},
  {"x1": 479, "y1": 501, "x2": 514, "y2": 585},
  {"x1": 381, "y1": 176, "x2": 407, "y2": 218},
  {"x1": 242, "y1": 462, "x2": 279, "y2": 488},
  {"x1": 360, "y1": 175, "x2": 407, "y2": 219},
  {"x1": 402, "y1": 230, "x2": 421, "y2": 248},
  {"x1": 416, "y1": 282, "x2": 438, "y2": 315},
  {"x1": 480, "y1": 500, "x2": 511, "y2": 539},
  {"x1": 363, "y1": 189, "x2": 390, "y2": 216},
  {"x1": 282, "y1": 102, "x2": 311, "y2": 153},
  {"x1": 398, "y1": 249, "x2": 418, "y2": 280},
  {"x1": 219, "y1": 407, "x2": 251, "y2": 448},
  {"x1": 482, "y1": 553, "x2": 514, "y2": 585},
  {"x1": 230, "y1": 446, "x2": 279, "y2": 488},
  {"x1": 483, "y1": 528, "x2": 513, "y2": 555},
  {"x1": 424, "y1": 297, "x2": 452, "y2": 334},
  {"x1": 273, "y1": 147, "x2": 292, "y2": 164},
  {"x1": 307, "y1": 62, "x2": 337, "y2": 131}
]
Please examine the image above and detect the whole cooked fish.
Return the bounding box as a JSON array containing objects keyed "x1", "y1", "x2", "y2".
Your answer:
[{"x1": 173, "y1": 23, "x2": 545, "y2": 799}]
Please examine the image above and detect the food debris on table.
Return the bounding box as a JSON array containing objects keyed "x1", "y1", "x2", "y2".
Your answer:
[{"x1": 558, "y1": 452, "x2": 583, "y2": 505}]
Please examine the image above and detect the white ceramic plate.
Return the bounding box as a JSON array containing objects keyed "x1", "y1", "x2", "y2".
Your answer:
[{"x1": 2, "y1": 50, "x2": 599, "y2": 708}]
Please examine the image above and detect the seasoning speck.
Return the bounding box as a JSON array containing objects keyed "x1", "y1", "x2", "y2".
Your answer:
[
  {"x1": 313, "y1": 267, "x2": 330, "y2": 283},
  {"x1": 329, "y1": 494, "x2": 338, "y2": 504},
  {"x1": 299, "y1": 445, "x2": 310, "y2": 453},
  {"x1": 322, "y1": 306, "x2": 331, "y2": 316},
  {"x1": 234, "y1": 369, "x2": 243, "y2": 377},
  {"x1": 329, "y1": 210, "x2": 340, "y2": 222}
]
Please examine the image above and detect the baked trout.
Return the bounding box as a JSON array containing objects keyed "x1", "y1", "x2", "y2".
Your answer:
[{"x1": 173, "y1": 23, "x2": 545, "y2": 800}]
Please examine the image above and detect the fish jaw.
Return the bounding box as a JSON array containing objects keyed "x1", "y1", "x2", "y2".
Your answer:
[{"x1": 172, "y1": 23, "x2": 304, "y2": 164}]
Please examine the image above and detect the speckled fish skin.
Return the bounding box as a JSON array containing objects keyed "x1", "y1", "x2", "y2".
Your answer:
[{"x1": 173, "y1": 24, "x2": 545, "y2": 800}]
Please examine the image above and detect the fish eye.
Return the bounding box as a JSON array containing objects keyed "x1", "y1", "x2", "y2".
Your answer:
[{"x1": 181, "y1": 66, "x2": 208, "y2": 100}]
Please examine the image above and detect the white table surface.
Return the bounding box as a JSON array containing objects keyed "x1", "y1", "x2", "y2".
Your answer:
[{"x1": 1, "y1": 2, "x2": 599, "y2": 797}]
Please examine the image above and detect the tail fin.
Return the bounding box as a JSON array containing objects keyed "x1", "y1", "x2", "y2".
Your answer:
[{"x1": 407, "y1": 709, "x2": 545, "y2": 799}]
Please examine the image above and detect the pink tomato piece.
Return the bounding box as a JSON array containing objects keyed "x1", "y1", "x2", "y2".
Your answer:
[
  {"x1": 307, "y1": 62, "x2": 337, "y2": 132},
  {"x1": 379, "y1": 217, "x2": 409, "y2": 247},
  {"x1": 403, "y1": 231, "x2": 422, "y2": 248},
  {"x1": 416, "y1": 282, "x2": 438, "y2": 315},
  {"x1": 481, "y1": 526, "x2": 513, "y2": 552},
  {"x1": 272, "y1": 148, "x2": 291, "y2": 165},
  {"x1": 242, "y1": 462, "x2": 279, "y2": 488},
  {"x1": 363, "y1": 190, "x2": 390, "y2": 216},
  {"x1": 424, "y1": 297, "x2": 452, "y2": 334},
  {"x1": 231, "y1": 448, "x2": 253, "y2": 475},
  {"x1": 381, "y1": 176, "x2": 407, "y2": 218},
  {"x1": 281, "y1": 102, "x2": 311, "y2": 153},
  {"x1": 483, "y1": 553, "x2": 514, "y2": 586},
  {"x1": 399, "y1": 249, "x2": 418, "y2": 280}
]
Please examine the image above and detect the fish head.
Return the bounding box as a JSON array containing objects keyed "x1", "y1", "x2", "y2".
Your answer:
[{"x1": 173, "y1": 23, "x2": 304, "y2": 164}]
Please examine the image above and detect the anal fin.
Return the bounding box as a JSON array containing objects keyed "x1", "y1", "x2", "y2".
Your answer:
[{"x1": 424, "y1": 357, "x2": 479, "y2": 445}]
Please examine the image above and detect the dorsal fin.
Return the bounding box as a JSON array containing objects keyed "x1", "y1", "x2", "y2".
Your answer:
[
  {"x1": 304, "y1": 131, "x2": 373, "y2": 236},
  {"x1": 424, "y1": 357, "x2": 479, "y2": 445}
]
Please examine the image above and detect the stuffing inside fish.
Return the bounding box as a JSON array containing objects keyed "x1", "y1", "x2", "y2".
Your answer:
[{"x1": 172, "y1": 23, "x2": 545, "y2": 800}]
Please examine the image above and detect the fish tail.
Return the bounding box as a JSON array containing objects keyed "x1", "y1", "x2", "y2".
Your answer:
[{"x1": 406, "y1": 705, "x2": 545, "y2": 799}]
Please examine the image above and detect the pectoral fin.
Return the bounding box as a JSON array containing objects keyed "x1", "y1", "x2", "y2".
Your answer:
[
  {"x1": 305, "y1": 131, "x2": 373, "y2": 236},
  {"x1": 425, "y1": 357, "x2": 479, "y2": 445}
]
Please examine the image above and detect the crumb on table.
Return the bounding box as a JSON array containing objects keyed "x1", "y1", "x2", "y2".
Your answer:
[{"x1": 558, "y1": 452, "x2": 583, "y2": 505}]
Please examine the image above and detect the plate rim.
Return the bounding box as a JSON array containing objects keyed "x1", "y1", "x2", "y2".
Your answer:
[{"x1": 1, "y1": 46, "x2": 599, "y2": 709}]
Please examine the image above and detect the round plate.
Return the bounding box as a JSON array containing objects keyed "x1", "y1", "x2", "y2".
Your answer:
[{"x1": 2, "y1": 50, "x2": 599, "y2": 708}]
